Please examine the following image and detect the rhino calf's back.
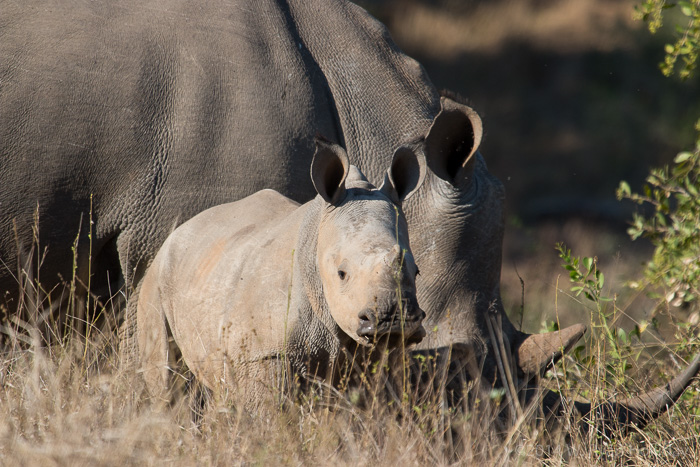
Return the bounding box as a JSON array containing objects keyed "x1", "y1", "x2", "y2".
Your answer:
[{"x1": 138, "y1": 190, "x2": 303, "y2": 404}]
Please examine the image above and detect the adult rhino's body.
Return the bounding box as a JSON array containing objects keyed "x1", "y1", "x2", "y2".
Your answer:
[
  {"x1": 1, "y1": 0, "x2": 697, "y2": 433},
  {"x1": 1, "y1": 0, "x2": 434, "y2": 303},
  {"x1": 1, "y1": 0, "x2": 480, "y2": 356}
]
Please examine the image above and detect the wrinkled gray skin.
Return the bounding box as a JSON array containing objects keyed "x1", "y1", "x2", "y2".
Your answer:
[
  {"x1": 138, "y1": 142, "x2": 426, "y2": 408},
  {"x1": 1, "y1": 0, "x2": 697, "y2": 433}
]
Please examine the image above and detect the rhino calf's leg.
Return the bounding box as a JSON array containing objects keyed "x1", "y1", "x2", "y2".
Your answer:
[
  {"x1": 119, "y1": 286, "x2": 141, "y2": 372},
  {"x1": 117, "y1": 227, "x2": 164, "y2": 372},
  {"x1": 137, "y1": 277, "x2": 172, "y2": 406}
]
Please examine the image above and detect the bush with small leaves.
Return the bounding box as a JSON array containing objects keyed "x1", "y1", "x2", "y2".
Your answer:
[
  {"x1": 617, "y1": 124, "x2": 700, "y2": 317},
  {"x1": 636, "y1": 0, "x2": 700, "y2": 79}
]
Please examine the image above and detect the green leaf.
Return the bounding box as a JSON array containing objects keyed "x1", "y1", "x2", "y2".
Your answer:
[
  {"x1": 618, "y1": 327, "x2": 628, "y2": 344},
  {"x1": 656, "y1": 212, "x2": 667, "y2": 226},
  {"x1": 489, "y1": 387, "x2": 506, "y2": 402},
  {"x1": 679, "y1": 1, "x2": 693, "y2": 16},
  {"x1": 597, "y1": 271, "x2": 605, "y2": 288},
  {"x1": 675, "y1": 151, "x2": 693, "y2": 163},
  {"x1": 618, "y1": 180, "x2": 631, "y2": 199},
  {"x1": 583, "y1": 257, "x2": 593, "y2": 274}
]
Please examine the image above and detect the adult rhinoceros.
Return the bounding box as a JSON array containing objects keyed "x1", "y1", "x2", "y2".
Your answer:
[{"x1": 0, "y1": 0, "x2": 697, "y2": 432}]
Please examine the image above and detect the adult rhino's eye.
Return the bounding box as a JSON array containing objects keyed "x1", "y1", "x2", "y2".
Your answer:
[{"x1": 338, "y1": 269, "x2": 347, "y2": 281}]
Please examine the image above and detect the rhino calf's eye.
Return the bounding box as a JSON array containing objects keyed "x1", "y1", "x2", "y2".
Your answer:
[{"x1": 338, "y1": 270, "x2": 347, "y2": 281}]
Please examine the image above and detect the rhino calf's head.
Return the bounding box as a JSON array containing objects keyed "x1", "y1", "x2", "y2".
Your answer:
[{"x1": 310, "y1": 140, "x2": 426, "y2": 347}]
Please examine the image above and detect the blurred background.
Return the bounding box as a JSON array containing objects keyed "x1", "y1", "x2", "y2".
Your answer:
[{"x1": 358, "y1": 0, "x2": 700, "y2": 333}]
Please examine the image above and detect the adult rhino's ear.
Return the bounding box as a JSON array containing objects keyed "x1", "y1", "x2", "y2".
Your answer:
[
  {"x1": 311, "y1": 138, "x2": 350, "y2": 205},
  {"x1": 380, "y1": 145, "x2": 427, "y2": 204},
  {"x1": 425, "y1": 96, "x2": 483, "y2": 185}
]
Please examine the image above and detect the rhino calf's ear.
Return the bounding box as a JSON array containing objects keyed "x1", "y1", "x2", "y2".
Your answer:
[
  {"x1": 425, "y1": 96, "x2": 483, "y2": 185},
  {"x1": 311, "y1": 139, "x2": 350, "y2": 205},
  {"x1": 380, "y1": 146, "x2": 427, "y2": 204}
]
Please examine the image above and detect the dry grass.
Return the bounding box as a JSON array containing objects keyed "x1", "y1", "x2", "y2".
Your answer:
[
  {"x1": 0, "y1": 328, "x2": 503, "y2": 465},
  {"x1": 1, "y1": 214, "x2": 698, "y2": 464},
  {"x1": 1, "y1": 281, "x2": 698, "y2": 465}
]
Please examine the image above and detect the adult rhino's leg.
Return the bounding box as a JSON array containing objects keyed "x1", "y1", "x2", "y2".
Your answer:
[
  {"x1": 0, "y1": 233, "x2": 51, "y2": 343},
  {"x1": 1, "y1": 212, "x2": 123, "y2": 343},
  {"x1": 116, "y1": 231, "x2": 153, "y2": 371}
]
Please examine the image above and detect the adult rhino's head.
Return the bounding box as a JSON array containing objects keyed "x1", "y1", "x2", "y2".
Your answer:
[
  {"x1": 407, "y1": 95, "x2": 580, "y2": 375},
  {"x1": 404, "y1": 96, "x2": 700, "y2": 435},
  {"x1": 309, "y1": 139, "x2": 427, "y2": 347},
  {"x1": 403, "y1": 95, "x2": 509, "y2": 354}
]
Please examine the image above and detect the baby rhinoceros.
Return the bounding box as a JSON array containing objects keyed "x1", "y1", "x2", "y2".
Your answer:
[{"x1": 137, "y1": 140, "x2": 427, "y2": 409}]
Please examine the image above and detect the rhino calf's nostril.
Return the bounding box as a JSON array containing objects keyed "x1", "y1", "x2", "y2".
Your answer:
[
  {"x1": 358, "y1": 309, "x2": 374, "y2": 325},
  {"x1": 357, "y1": 309, "x2": 378, "y2": 338}
]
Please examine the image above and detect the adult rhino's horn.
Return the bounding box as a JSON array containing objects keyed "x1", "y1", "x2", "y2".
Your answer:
[
  {"x1": 425, "y1": 96, "x2": 483, "y2": 184},
  {"x1": 544, "y1": 353, "x2": 700, "y2": 437},
  {"x1": 516, "y1": 323, "x2": 587, "y2": 376}
]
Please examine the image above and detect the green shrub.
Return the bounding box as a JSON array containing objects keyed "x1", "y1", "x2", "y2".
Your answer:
[
  {"x1": 617, "y1": 130, "x2": 700, "y2": 316},
  {"x1": 616, "y1": 1, "x2": 700, "y2": 319},
  {"x1": 636, "y1": 0, "x2": 700, "y2": 79}
]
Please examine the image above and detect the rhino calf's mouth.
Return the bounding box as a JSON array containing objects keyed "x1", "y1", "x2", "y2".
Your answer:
[{"x1": 357, "y1": 307, "x2": 426, "y2": 344}]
